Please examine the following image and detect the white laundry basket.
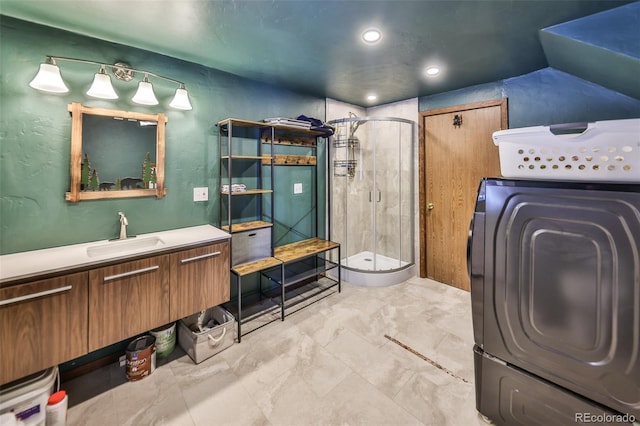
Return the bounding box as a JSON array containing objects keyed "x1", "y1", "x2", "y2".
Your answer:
[{"x1": 493, "y1": 118, "x2": 639, "y2": 182}]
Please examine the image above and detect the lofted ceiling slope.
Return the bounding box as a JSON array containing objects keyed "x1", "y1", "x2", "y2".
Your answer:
[
  {"x1": 541, "y1": 1, "x2": 640, "y2": 99},
  {"x1": 0, "y1": 0, "x2": 637, "y2": 106}
]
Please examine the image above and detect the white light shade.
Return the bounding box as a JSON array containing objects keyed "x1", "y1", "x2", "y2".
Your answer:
[
  {"x1": 29, "y1": 63, "x2": 69, "y2": 93},
  {"x1": 169, "y1": 86, "x2": 192, "y2": 110},
  {"x1": 132, "y1": 77, "x2": 158, "y2": 105},
  {"x1": 86, "y1": 68, "x2": 118, "y2": 99}
]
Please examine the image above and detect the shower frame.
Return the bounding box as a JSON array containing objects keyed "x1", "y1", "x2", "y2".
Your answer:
[{"x1": 328, "y1": 116, "x2": 416, "y2": 287}]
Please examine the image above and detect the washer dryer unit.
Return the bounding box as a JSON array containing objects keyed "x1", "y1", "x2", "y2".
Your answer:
[{"x1": 469, "y1": 178, "x2": 640, "y2": 425}]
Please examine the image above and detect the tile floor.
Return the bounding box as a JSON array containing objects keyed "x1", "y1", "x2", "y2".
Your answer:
[{"x1": 64, "y1": 277, "x2": 488, "y2": 426}]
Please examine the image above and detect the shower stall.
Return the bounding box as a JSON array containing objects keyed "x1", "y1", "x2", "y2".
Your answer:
[{"x1": 328, "y1": 116, "x2": 416, "y2": 287}]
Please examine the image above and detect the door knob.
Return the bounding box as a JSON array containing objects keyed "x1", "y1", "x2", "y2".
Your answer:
[{"x1": 427, "y1": 202, "x2": 434, "y2": 210}]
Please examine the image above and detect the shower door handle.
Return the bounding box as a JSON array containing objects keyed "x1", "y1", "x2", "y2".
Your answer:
[{"x1": 377, "y1": 190, "x2": 381, "y2": 202}]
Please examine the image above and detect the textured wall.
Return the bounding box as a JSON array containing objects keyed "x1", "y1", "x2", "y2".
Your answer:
[
  {"x1": 0, "y1": 17, "x2": 325, "y2": 255},
  {"x1": 419, "y1": 67, "x2": 640, "y2": 127}
]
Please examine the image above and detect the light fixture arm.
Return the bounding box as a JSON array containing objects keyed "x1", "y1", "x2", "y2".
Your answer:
[
  {"x1": 32, "y1": 55, "x2": 192, "y2": 110},
  {"x1": 44, "y1": 55, "x2": 187, "y2": 86}
]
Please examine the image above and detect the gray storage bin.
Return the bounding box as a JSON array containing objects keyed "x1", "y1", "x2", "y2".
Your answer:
[
  {"x1": 178, "y1": 306, "x2": 236, "y2": 364},
  {"x1": 231, "y1": 227, "x2": 271, "y2": 265}
]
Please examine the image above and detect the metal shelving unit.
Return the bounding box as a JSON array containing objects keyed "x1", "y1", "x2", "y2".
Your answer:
[{"x1": 217, "y1": 118, "x2": 340, "y2": 342}]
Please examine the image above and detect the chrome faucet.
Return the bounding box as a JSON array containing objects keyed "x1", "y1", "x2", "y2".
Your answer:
[{"x1": 118, "y1": 212, "x2": 128, "y2": 240}]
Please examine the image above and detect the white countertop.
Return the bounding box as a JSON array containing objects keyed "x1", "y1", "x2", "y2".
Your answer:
[{"x1": 0, "y1": 225, "x2": 230, "y2": 284}]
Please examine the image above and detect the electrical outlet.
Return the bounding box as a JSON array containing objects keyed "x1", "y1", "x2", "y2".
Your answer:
[
  {"x1": 193, "y1": 187, "x2": 208, "y2": 202},
  {"x1": 294, "y1": 183, "x2": 303, "y2": 194}
]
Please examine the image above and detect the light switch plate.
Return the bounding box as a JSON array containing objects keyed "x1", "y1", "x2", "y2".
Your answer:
[
  {"x1": 294, "y1": 183, "x2": 303, "y2": 194},
  {"x1": 193, "y1": 187, "x2": 209, "y2": 202}
]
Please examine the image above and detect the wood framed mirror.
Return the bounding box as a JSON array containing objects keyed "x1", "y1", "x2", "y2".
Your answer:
[{"x1": 65, "y1": 102, "x2": 167, "y2": 202}]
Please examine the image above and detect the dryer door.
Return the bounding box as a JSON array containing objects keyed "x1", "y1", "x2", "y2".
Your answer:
[{"x1": 483, "y1": 181, "x2": 640, "y2": 417}]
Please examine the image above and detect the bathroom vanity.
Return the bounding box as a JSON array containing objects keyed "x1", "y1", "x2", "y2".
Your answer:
[{"x1": 0, "y1": 225, "x2": 230, "y2": 385}]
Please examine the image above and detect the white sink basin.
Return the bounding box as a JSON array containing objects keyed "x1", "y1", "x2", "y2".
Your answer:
[
  {"x1": 1, "y1": 225, "x2": 230, "y2": 283},
  {"x1": 86, "y1": 236, "x2": 165, "y2": 258}
]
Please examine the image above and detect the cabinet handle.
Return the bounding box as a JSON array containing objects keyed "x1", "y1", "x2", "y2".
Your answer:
[
  {"x1": 103, "y1": 266, "x2": 159, "y2": 282},
  {"x1": 180, "y1": 251, "x2": 221, "y2": 264},
  {"x1": 0, "y1": 285, "x2": 73, "y2": 307}
]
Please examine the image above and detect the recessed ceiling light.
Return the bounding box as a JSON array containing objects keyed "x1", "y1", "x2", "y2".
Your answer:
[
  {"x1": 362, "y1": 28, "x2": 382, "y2": 44},
  {"x1": 425, "y1": 66, "x2": 440, "y2": 77},
  {"x1": 366, "y1": 94, "x2": 377, "y2": 101}
]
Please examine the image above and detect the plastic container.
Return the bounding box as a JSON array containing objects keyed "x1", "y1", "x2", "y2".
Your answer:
[
  {"x1": 150, "y1": 322, "x2": 176, "y2": 358},
  {"x1": 178, "y1": 306, "x2": 236, "y2": 364},
  {"x1": 45, "y1": 391, "x2": 67, "y2": 426},
  {"x1": 0, "y1": 367, "x2": 58, "y2": 426},
  {"x1": 492, "y1": 118, "x2": 639, "y2": 182}
]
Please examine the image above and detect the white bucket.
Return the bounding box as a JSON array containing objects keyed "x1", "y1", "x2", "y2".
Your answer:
[
  {"x1": 0, "y1": 367, "x2": 57, "y2": 426},
  {"x1": 150, "y1": 322, "x2": 176, "y2": 358}
]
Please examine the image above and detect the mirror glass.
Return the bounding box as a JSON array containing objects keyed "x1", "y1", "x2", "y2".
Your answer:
[
  {"x1": 66, "y1": 103, "x2": 167, "y2": 202},
  {"x1": 82, "y1": 115, "x2": 157, "y2": 191}
]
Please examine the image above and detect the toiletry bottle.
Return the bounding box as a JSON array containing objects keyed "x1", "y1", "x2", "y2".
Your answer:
[{"x1": 46, "y1": 390, "x2": 68, "y2": 426}]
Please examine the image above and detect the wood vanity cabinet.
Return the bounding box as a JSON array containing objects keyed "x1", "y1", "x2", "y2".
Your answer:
[
  {"x1": 88, "y1": 255, "x2": 171, "y2": 351},
  {"x1": 169, "y1": 241, "x2": 230, "y2": 321},
  {"x1": 0, "y1": 272, "x2": 88, "y2": 384},
  {"x1": 1, "y1": 234, "x2": 230, "y2": 384}
]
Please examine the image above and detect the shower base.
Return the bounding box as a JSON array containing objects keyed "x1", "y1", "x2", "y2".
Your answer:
[{"x1": 333, "y1": 251, "x2": 415, "y2": 287}]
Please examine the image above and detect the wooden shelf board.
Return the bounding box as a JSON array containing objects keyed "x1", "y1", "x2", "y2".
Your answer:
[
  {"x1": 222, "y1": 155, "x2": 273, "y2": 161},
  {"x1": 261, "y1": 135, "x2": 318, "y2": 147},
  {"x1": 222, "y1": 220, "x2": 273, "y2": 233},
  {"x1": 274, "y1": 238, "x2": 340, "y2": 263},
  {"x1": 232, "y1": 257, "x2": 282, "y2": 277},
  {"x1": 265, "y1": 155, "x2": 317, "y2": 166},
  {"x1": 221, "y1": 189, "x2": 273, "y2": 196}
]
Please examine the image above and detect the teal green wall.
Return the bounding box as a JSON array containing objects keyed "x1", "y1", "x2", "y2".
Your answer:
[{"x1": 0, "y1": 16, "x2": 326, "y2": 255}]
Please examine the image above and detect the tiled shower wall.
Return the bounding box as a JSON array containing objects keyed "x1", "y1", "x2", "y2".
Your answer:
[{"x1": 326, "y1": 98, "x2": 419, "y2": 269}]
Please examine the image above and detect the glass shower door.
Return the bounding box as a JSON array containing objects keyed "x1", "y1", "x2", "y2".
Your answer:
[{"x1": 373, "y1": 120, "x2": 403, "y2": 271}]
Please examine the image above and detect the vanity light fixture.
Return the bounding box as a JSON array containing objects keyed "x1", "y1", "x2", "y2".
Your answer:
[
  {"x1": 169, "y1": 83, "x2": 193, "y2": 110},
  {"x1": 362, "y1": 28, "x2": 382, "y2": 44},
  {"x1": 86, "y1": 65, "x2": 118, "y2": 99},
  {"x1": 131, "y1": 74, "x2": 159, "y2": 106},
  {"x1": 29, "y1": 56, "x2": 193, "y2": 110},
  {"x1": 28, "y1": 57, "x2": 69, "y2": 93}
]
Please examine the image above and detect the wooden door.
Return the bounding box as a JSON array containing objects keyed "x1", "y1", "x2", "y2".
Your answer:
[
  {"x1": 169, "y1": 241, "x2": 230, "y2": 321},
  {"x1": 0, "y1": 272, "x2": 88, "y2": 384},
  {"x1": 419, "y1": 99, "x2": 507, "y2": 290},
  {"x1": 89, "y1": 255, "x2": 170, "y2": 351}
]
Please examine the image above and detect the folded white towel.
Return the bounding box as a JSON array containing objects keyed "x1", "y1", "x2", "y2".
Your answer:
[{"x1": 221, "y1": 183, "x2": 247, "y2": 193}]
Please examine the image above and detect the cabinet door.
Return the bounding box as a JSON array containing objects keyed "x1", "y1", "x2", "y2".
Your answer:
[
  {"x1": 88, "y1": 255, "x2": 170, "y2": 351},
  {"x1": 169, "y1": 241, "x2": 230, "y2": 321},
  {"x1": 0, "y1": 272, "x2": 88, "y2": 384}
]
